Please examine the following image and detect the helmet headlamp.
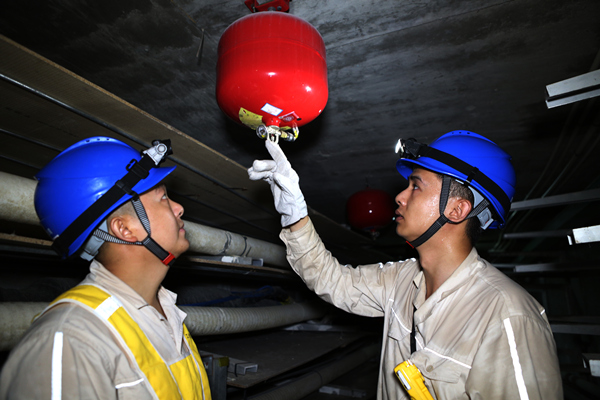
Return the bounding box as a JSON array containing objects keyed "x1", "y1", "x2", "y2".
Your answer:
[
  {"x1": 144, "y1": 139, "x2": 173, "y2": 166},
  {"x1": 394, "y1": 138, "x2": 423, "y2": 160}
]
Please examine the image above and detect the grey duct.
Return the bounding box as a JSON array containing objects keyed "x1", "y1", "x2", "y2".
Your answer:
[
  {"x1": 0, "y1": 301, "x2": 327, "y2": 351},
  {"x1": 248, "y1": 343, "x2": 380, "y2": 400},
  {"x1": 0, "y1": 171, "x2": 288, "y2": 267}
]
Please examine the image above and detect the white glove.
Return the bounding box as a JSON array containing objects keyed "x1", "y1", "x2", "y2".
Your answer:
[{"x1": 248, "y1": 140, "x2": 308, "y2": 227}]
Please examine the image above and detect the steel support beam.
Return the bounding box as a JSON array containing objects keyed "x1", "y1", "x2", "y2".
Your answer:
[
  {"x1": 511, "y1": 188, "x2": 600, "y2": 211},
  {"x1": 503, "y1": 229, "x2": 571, "y2": 239},
  {"x1": 495, "y1": 261, "x2": 600, "y2": 273},
  {"x1": 569, "y1": 225, "x2": 600, "y2": 245},
  {"x1": 583, "y1": 354, "x2": 600, "y2": 377},
  {"x1": 551, "y1": 323, "x2": 600, "y2": 335},
  {"x1": 546, "y1": 69, "x2": 600, "y2": 108}
]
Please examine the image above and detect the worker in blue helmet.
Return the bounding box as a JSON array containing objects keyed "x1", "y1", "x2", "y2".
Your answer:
[
  {"x1": 394, "y1": 131, "x2": 516, "y2": 248},
  {"x1": 0, "y1": 137, "x2": 211, "y2": 400},
  {"x1": 248, "y1": 131, "x2": 562, "y2": 400}
]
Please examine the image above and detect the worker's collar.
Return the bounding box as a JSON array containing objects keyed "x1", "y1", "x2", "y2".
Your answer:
[
  {"x1": 88, "y1": 259, "x2": 177, "y2": 311},
  {"x1": 412, "y1": 248, "x2": 482, "y2": 312}
]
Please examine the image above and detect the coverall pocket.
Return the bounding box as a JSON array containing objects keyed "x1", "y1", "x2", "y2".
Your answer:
[
  {"x1": 387, "y1": 313, "x2": 411, "y2": 342},
  {"x1": 116, "y1": 380, "x2": 147, "y2": 400},
  {"x1": 413, "y1": 350, "x2": 462, "y2": 384}
]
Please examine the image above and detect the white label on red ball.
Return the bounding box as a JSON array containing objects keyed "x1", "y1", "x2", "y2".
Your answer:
[{"x1": 261, "y1": 103, "x2": 283, "y2": 116}]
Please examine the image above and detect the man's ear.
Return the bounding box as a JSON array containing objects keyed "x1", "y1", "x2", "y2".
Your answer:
[
  {"x1": 446, "y1": 197, "x2": 473, "y2": 224},
  {"x1": 107, "y1": 215, "x2": 141, "y2": 243}
]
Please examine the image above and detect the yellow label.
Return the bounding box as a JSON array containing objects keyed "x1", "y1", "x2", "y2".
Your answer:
[{"x1": 239, "y1": 108, "x2": 264, "y2": 130}]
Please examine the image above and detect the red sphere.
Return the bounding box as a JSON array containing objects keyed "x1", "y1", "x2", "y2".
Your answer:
[
  {"x1": 216, "y1": 12, "x2": 328, "y2": 131},
  {"x1": 346, "y1": 188, "x2": 395, "y2": 232}
]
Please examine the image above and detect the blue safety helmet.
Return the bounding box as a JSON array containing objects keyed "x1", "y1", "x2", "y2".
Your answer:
[
  {"x1": 35, "y1": 137, "x2": 176, "y2": 260},
  {"x1": 396, "y1": 130, "x2": 516, "y2": 230}
]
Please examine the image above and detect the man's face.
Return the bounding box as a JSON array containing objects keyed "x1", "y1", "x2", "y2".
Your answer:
[
  {"x1": 394, "y1": 168, "x2": 442, "y2": 242},
  {"x1": 139, "y1": 185, "x2": 189, "y2": 257}
]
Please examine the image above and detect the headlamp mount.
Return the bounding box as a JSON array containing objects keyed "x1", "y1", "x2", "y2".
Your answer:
[
  {"x1": 395, "y1": 138, "x2": 424, "y2": 160},
  {"x1": 144, "y1": 139, "x2": 173, "y2": 166}
]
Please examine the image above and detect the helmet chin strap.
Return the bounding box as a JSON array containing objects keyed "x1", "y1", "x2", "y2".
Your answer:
[
  {"x1": 405, "y1": 176, "x2": 493, "y2": 249},
  {"x1": 406, "y1": 175, "x2": 452, "y2": 248},
  {"x1": 83, "y1": 197, "x2": 175, "y2": 267}
]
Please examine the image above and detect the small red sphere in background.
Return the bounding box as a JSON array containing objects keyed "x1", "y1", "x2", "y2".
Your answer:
[{"x1": 346, "y1": 188, "x2": 395, "y2": 236}]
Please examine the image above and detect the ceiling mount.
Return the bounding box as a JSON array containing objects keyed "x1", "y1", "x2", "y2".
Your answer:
[{"x1": 244, "y1": 0, "x2": 291, "y2": 13}]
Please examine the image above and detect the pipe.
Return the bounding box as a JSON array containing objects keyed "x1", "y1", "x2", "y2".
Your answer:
[
  {"x1": 0, "y1": 171, "x2": 288, "y2": 267},
  {"x1": 180, "y1": 301, "x2": 326, "y2": 335},
  {"x1": 0, "y1": 171, "x2": 39, "y2": 225},
  {"x1": 184, "y1": 223, "x2": 287, "y2": 268},
  {"x1": 0, "y1": 301, "x2": 327, "y2": 351},
  {"x1": 248, "y1": 343, "x2": 380, "y2": 400}
]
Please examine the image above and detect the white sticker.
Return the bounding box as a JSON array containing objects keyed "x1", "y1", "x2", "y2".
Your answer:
[
  {"x1": 261, "y1": 103, "x2": 283, "y2": 116},
  {"x1": 279, "y1": 111, "x2": 300, "y2": 122}
]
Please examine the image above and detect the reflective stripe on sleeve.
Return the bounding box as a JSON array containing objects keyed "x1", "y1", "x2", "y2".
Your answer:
[
  {"x1": 115, "y1": 378, "x2": 145, "y2": 389},
  {"x1": 51, "y1": 331, "x2": 64, "y2": 400},
  {"x1": 503, "y1": 318, "x2": 530, "y2": 400}
]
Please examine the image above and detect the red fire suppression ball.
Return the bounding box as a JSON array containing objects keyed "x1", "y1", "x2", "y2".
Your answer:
[
  {"x1": 346, "y1": 188, "x2": 395, "y2": 237},
  {"x1": 216, "y1": 12, "x2": 328, "y2": 141}
]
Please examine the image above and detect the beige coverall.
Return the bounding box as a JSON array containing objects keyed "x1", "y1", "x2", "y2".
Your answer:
[
  {"x1": 281, "y1": 218, "x2": 563, "y2": 400},
  {"x1": 0, "y1": 260, "x2": 208, "y2": 399}
]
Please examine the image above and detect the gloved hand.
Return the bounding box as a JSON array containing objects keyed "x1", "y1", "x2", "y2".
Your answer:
[{"x1": 248, "y1": 140, "x2": 308, "y2": 227}]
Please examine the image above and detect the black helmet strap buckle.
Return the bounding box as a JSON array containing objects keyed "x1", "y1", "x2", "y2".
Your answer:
[{"x1": 53, "y1": 139, "x2": 173, "y2": 261}]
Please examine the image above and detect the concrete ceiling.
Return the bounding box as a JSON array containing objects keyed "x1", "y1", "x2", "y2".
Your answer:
[{"x1": 1, "y1": 0, "x2": 600, "y2": 266}]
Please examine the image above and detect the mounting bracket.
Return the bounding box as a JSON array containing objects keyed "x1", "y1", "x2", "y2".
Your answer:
[{"x1": 244, "y1": 0, "x2": 291, "y2": 13}]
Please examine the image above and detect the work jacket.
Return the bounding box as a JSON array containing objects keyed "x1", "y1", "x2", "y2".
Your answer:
[
  {"x1": 280, "y1": 218, "x2": 562, "y2": 400},
  {"x1": 0, "y1": 261, "x2": 211, "y2": 400}
]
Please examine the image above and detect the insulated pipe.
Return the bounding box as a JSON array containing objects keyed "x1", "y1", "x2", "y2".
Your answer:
[
  {"x1": 180, "y1": 301, "x2": 325, "y2": 335},
  {"x1": 0, "y1": 171, "x2": 288, "y2": 267},
  {"x1": 0, "y1": 171, "x2": 39, "y2": 225},
  {"x1": 248, "y1": 343, "x2": 380, "y2": 400},
  {"x1": 184, "y1": 223, "x2": 288, "y2": 268},
  {"x1": 0, "y1": 301, "x2": 327, "y2": 351}
]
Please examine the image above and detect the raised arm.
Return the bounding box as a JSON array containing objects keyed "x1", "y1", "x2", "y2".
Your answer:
[{"x1": 248, "y1": 140, "x2": 404, "y2": 317}]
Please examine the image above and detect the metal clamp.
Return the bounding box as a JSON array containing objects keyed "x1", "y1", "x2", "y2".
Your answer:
[
  {"x1": 143, "y1": 139, "x2": 172, "y2": 166},
  {"x1": 256, "y1": 124, "x2": 299, "y2": 143},
  {"x1": 245, "y1": 0, "x2": 291, "y2": 13}
]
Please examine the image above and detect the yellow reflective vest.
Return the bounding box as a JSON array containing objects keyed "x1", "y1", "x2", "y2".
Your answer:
[{"x1": 43, "y1": 284, "x2": 212, "y2": 400}]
